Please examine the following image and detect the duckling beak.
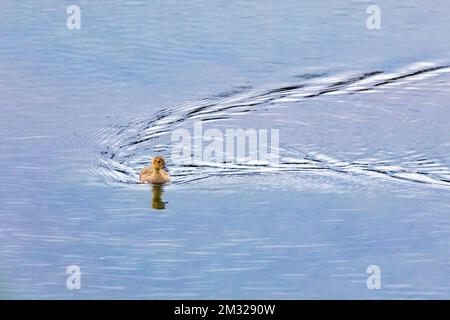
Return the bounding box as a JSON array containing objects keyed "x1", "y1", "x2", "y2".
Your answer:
[{"x1": 162, "y1": 164, "x2": 169, "y2": 172}]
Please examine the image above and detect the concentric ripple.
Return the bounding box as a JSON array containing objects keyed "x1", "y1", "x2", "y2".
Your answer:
[{"x1": 70, "y1": 62, "x2": 450, "y2": 190}]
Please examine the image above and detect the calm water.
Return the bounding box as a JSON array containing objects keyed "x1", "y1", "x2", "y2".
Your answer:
[{"x1": 1, "y1": 0, "x2": 450, "y2": 299}]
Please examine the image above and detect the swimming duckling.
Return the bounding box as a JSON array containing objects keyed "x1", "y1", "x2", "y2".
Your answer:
[{"x1": 139, "y1": 156, "x2": 171, "y2": 184}]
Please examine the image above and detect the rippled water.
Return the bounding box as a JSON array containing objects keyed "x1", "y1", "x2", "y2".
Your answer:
[
  {"x1": 1, "y1": 1, "x2": 450, "y2": 299},
  {"x1": 85, "y1": 63, "x2": 450, "y2": 189}
]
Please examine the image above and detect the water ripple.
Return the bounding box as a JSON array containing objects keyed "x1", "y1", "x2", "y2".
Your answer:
[{"x1": 68, "y1": 62, "x2": 450, "y2": 190}]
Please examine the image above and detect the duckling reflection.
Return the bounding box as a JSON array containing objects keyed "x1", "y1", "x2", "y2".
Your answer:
[{"x1": 151, "y1": 184, "x2": 167, "y2": 210}]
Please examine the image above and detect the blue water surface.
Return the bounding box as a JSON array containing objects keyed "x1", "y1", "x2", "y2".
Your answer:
[{"x1": 1, "y1": 0, "x2": 450, "y2": 299}]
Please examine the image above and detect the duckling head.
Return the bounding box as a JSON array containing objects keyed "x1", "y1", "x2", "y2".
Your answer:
[{"x1": 151, "y1": 156, "x2": 166, "y2": 171}]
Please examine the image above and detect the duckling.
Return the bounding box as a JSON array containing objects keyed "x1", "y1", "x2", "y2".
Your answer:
[{"x1": 139, "y1": 156, "x2": 171, "y2": 184}]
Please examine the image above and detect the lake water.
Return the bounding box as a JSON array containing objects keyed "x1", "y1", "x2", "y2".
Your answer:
[{"x1": 1, "y1": 0, "x2": 450, "y2": 299}]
